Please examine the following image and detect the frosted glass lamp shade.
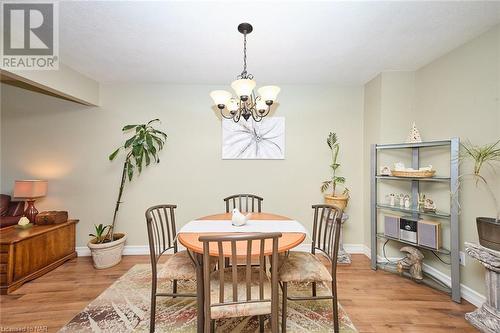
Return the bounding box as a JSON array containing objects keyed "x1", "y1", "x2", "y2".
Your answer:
[
  {"x1": 256, "y1": 99, "x2": 267, "y2": 111},
  {"x1": 231, "y1": 79, "x2": 256, "y2": 98},
  {"x1": 13, "y1": 180, "x2": 48, "y2": 199},
  {"x1": 227, "y1": 99, "x2": 239, "y2": 112},
  {"x1": 210, "y1": 90, "x2": 232, "y2": 106},
  {"x1": 258, "y1": 85, "x2": 280, "y2": 102}
]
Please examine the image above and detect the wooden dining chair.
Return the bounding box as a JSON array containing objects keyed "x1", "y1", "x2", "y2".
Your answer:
[
  {"x1": 199, "y1": 232, "x2": 282, "y2": 333},
  {"x1": 145, "y1": 204, "x2": 197, "y2": 333},
  {"x1": 278, "y1": 204, "x2": 343, "y2": 333},
  {"x1": 224, "y1": 194, "x2": 263, "y2": 213}
]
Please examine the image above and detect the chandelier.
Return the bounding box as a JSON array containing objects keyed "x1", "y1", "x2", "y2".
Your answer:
[{"x1": 210, "y1": 23, "x2": 280, "y2": 122}]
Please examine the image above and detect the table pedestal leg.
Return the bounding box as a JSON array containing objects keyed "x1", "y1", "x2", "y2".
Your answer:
[{"x1": 337, "y1": 224, "x2": 352, "y2": 264}]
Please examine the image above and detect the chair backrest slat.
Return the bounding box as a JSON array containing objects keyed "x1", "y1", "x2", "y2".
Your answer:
[
  {"x1": 323, "y1": 208, "x2": 333, "y2": 252},
  {"x1": 218, "y1": 242, "x2": 224, "y2": 303},
  {"x1": 170, "y1": 208, "x2": 178, "y2": 252},
  {"x1": 145, "y1": 204, "x2": 179, "y2": 278},
  {"x1": 246, "y1": 240, "x2": 252, "y2": 301},
  {"x1": 199, "y1": 232, "x2": 282, "y2": 318},
  {"x1": 259, "y1": 239, "x2": 265, "y2": 300},
  {"x1": 231, "y1": 241, "x2": 238, "y2": 302},
  {"x1": 160, "y1": 208, "x2": 169, "y2": 249},
  {"x1": 224, "y1": 194, "x2": 264, "y2": 213},
  {"x1": 311, "y1": 204, "x2": 343, "y2": 280}
]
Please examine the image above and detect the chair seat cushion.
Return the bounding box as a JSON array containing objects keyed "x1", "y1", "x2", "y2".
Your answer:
[
  {"x1": 278, "y1": 252, "x2": 332, "y2": 283},
  {"x1": 209, "y1": 267, "x2": 271, "y2": 319},
  {"x1": 158, "y1": 251, "x2": 196, "y2": 280}
]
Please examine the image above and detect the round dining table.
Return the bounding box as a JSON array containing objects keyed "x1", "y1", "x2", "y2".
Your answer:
[{"x1": 177, "y1": 212, "x2": 306, "y2": 333}]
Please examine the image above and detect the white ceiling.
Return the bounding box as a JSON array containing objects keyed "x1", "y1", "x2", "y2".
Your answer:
[{"x1": 59, "y1": 1, "x2": 500, "y2": 85}]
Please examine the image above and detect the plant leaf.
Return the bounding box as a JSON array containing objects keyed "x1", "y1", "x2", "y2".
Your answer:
[
  {"x1": 146, "y1": 133, "x2": 154, "y2": 148},
  {"x1": 127, "y1": 161, "x2": 133, "y2": 181},
  {"x1": 122, "y1": 124, "x2": 138, "y2": 131},
  {"x1": 124, "y1": 136, "x2": 135, "y2": 148},
  {"x1": 321, "y1": 181, "x2": 331, "y2": 193},
  {"x1": 109, "y1": 148, "x2": 120, "y2": 161},
  {"x1": 153, "y1": 129, "x2": 168, "y2": 140},
  {"x1": 144, "y1": 148, "x2": 151, "y2": 166},
  {"x1": 327, "y1": 132, "x2": 338, "y2": 150}
]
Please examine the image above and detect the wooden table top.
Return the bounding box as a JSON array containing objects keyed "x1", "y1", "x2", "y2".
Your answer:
[
  {"x1": 177, "y1": 213, "x2": 306, "y2": 257},
  {"x1": 0, "y1": 220, "x2": 79, "y2": 244}
]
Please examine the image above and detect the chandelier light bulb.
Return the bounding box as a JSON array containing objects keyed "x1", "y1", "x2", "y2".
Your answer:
[
  {"x1": 256, "y1": 99, "x2": 267, "y2": 111},
  {"x1": 231, "y1": 79, "x2": 256, "y2": 99},
  {"x1": 210, "y1": 90, "x2": 232, "y2": 107},
  {"x1": 227, "y1": 99, "x2": 239, "y2": 112},
  {"x1": 257, "y1": 85, "x2": 281, "y2": 103}
]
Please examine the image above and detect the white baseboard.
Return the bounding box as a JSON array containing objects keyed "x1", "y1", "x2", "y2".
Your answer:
[
  {"x1": 76, "y1": 243, "x2": 485, "y2": 307},
  {"x1": 76, "y1": 245, "x2": 179, "y2": 257}
]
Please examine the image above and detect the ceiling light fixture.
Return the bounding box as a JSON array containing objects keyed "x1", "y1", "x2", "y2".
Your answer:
[{"x1": 210, "y1": 23, "x2": 280, "y2": 122}]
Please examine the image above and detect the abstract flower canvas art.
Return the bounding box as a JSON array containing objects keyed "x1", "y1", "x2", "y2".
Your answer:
[{"x1": 222, "y1": 117, "x2": 285, "y2": 159}]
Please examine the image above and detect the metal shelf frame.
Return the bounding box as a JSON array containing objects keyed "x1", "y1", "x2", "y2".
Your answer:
[
  {"x1": 370, "y1": 138, "x2": 461, "y2": 303},
  {"x1": 376, "y1": 204, "x2": 451, "y2": 220}
]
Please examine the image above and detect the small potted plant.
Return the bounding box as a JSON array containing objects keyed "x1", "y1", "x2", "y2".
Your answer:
[
  {"x1": 321, "y1": 132, "x2": 349, "y2": 210},
  {"x1": 87, "y1": 119, "x2": 168, "y2": 269},
  {"x1": 460, "y1": 139, "x2": 500, "y2": 251}
]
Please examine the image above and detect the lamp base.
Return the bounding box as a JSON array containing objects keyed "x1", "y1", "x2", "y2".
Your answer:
[{"x1": 24, "y1": 200, "x2": 39, "y2": 224}]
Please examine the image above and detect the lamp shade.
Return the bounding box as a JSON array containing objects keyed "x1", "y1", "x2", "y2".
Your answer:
[
  {"x1": 227, "y1": 99, "x2": 239, "y2": 112},
  {"x1": 13, "y1": 180, "x2": 48, "y2": 199},
  {"x1": 256, "y1": 99, "x2": 267, "y2": 111},
  {"x1": 258, "y1": 85, "x2": 280, "y2": 102},
  {"x1": 231, "y1": 79, "x2": 256, "y2": 97},
  {"x1": 210, "y1": 90, "x2": 232, "y2": 106}
]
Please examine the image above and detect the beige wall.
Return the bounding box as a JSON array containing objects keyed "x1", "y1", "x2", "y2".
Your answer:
[
  {"x1": 1, "y1": 83, "x2": 364, "y2": 247},
  {"x1": 414, "y1": 25, "x2": 500, "y2": 295},
  {"x1": 363, "y1": 25, "x2": 500, "y2": 296}
]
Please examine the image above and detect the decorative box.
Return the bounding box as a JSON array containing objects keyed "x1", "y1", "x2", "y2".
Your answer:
[{"x1": 35, "y1": 211, "x2": 68, "y2": 225}]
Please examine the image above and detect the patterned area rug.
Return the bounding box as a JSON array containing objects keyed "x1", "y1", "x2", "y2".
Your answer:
[{"x1": 59, "y1": 264, "x2": 357, "y2": 332}]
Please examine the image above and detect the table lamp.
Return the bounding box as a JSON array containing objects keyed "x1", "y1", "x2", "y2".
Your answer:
[{"x1": 13, "y1": 180, "x2": 48, "y2": 223}]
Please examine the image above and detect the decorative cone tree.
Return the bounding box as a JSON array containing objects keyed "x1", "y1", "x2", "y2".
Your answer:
[{"x1": 407, "y1": 122, "x2": 422, "y2": 143}]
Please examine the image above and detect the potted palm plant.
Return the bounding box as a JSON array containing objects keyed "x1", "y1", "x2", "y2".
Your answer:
[
  {"x1": 460, "y1": 139, "x2": 500, "y2": 251},
  {"x1": 87, "y1": 119, "x2": 168, "y2": 269},
  {"x1": 321, "y1": 132, "x2": 349, "y2": 210}
]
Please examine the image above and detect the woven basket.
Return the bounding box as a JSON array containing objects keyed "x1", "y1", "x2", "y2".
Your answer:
[{"x1": 391, "y1": 170, "x2": 436, "y2": 178}]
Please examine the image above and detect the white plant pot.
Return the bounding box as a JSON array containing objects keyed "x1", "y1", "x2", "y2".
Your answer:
[{"x1": 87, "y1": 233, "x2": 126, "y2": 269}]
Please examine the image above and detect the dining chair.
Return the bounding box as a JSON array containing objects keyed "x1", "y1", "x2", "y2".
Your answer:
[
  {"x1": 199, "y1": 232, "x2": 282, "y2": 333},
  {"x1": 224, "y1": 194, "x2": 263, "y2": 213},
  {"x1": 278, "y1": 204, "x2": 343, "y2": 333},
  {"x1": 145, "y1": 204, "x2": 197, "y2": 333}
]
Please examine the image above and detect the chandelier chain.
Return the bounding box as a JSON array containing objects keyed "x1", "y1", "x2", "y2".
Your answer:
[
  {"x1": 243, "y1": 32, "x2": 247, "y2": 76},
  {"x1": 241, "y1": 33, "x2": 247, "y2": 78},
  {"x1": 238, "y1": 32, "x2": 253, "y2": 80}
]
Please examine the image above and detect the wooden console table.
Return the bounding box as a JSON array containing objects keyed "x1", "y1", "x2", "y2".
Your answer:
[{"x1": 0, "y1": 219, "x2": 78, "y2": 294}]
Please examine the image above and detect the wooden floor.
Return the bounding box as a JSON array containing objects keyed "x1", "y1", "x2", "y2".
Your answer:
[{"x1": 0, "y1": 254, "x2": 477, "y2": 332}]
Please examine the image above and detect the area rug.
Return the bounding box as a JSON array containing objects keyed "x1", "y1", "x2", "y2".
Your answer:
[{"x1": 59, "y1": 264, "x2": 357, "y2": 332}]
